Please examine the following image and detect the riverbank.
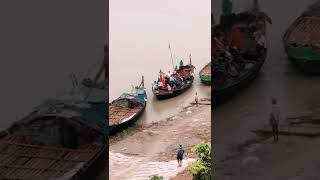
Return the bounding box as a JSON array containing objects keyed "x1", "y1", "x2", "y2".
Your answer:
[
  {"x1": 214, "y1": 110, "x2": 320, "y2": 179},
  {"x1": 214, "y1": 135, "x2": 320, "y2": 179},
  {"x1": 107, "y1": 98, "x2": 211, "y2": 180}
]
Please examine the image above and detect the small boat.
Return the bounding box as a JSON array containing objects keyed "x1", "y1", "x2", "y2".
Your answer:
[
  {"x1": 152, "y1": 61, "x2": 195, "y2": 100},
  {"x1": 283, "y1": 1, "x2": 320, "y2": 74},
  {"x1": 212, "y1": 0, "x2": 271, "y2": 106},
  {"x1": 109, "y1": 77, "x2": 147, "y2": 136},
  {"x1": 0, "y1": 46, "x2": 108, "y2": 179},
  {"x1": 199, "y1": 62, "x2": 211, "y2": 85}
]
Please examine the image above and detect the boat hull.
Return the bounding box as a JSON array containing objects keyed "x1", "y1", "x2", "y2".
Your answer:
[
  {"x1": 153, "y1": 78, "x2": 194, "y2": 100},
  {"x1": 283, "y1": 3, "x2": 320, "y2": 74},
  {"x1": 284, "y1": 45, "x2": 320, "y2": 74},
  {"x1": 199, "y1": 62, "x2": 212, "y2": 85},
  {"x1": 76, "y1": 145, "x2": 108, "y2": 180},
  {"x1": 212, "y1": 10, "x2": 269, "y2": 106},
  {"x1": 200, "y1": 78, "x2": 212, "y2": 85},
  {"x1": 109, "y1": 103, "x2": 146, "y2": 136},
  {"x1": 213, "y1": 51, "x2": 267, "y2": 106}
]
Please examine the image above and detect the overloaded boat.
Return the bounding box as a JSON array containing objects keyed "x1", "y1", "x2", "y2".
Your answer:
[
  {"x1": 152, "y1": 57, "x2": 195, "y2": 100},
  {"x1": 283, "y1": 0, "x2": 320, "y2": 74},
  {"x1": 0, "y1": 52, "x2": 108, "y2": 179},
  {"x1": 199, "y1": 62, "x2": 211, "y2": 85},
  {"x1": 109, "y1": 77, "x2": 147, "y2": 135},
  {"x1": 212, "y1": 0, "x2": 271, "y2": 105}
]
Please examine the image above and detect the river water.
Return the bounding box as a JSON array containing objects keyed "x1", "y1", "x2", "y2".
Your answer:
[
  {"x1": 213, "y1": 0, "x2": 320, "y2": 161},
  {"x1": 109, "y1": 0, "x2": 211, "y2": 125},
  {"x1": 0, "y1": 1, "x2": 105, "y2": 130}
]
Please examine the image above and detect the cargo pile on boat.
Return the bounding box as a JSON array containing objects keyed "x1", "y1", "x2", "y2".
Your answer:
[{"x1": 284, "y1": 0, "x2": 320, "y2": 73}]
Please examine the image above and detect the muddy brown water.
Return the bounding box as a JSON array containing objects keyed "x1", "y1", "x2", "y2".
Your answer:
[
  {"x1": 109, "y1": 0, "x2": 211, "y2": 125},
  {"x1": 213, "y1": 0, "x2": 320, "y2": 162},
  {"x1": 0, "y1": 1, "x2": 105, "y2": 130}
]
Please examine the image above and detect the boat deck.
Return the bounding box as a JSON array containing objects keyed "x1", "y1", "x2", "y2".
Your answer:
[
  {"x1": 287, "y1": 16, "x2": 320, "y2": 45},
  {"x1": 109, "y1": 105, "x2": 140, "y2": 126},
  {"x1": 0, "y1": 135, "x2": 101, "y2": 179},
  {"x1": 200, "y1": 63, "x2": 211, "y2": 77},
  {"x1": 213, "y1": 19, "x2": 261, "y2": 90}
]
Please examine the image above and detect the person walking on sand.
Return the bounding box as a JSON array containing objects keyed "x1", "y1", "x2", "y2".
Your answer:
[
  {"x1": 177, "y1": 145, "x2": 184, "y2": 167},
  {"x1": 195, "y1": 92, "x2": 199, "y2": 107},
  {"x1": 270, "y1": 98, "x2": 280, "y2": 142}
]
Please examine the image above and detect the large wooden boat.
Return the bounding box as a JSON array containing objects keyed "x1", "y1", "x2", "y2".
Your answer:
[
  {"x1": 152, "y1": 62, "x2": 195, "y2": 100},
  {"x1": 109, "y1": 78, "x2": 147, "y2": 135},
  {"x1": 284, "y1": 1, "x2": 320, "y2": 74},
  {"x1": 0, "y1": 92, "x2": 107, "y2": 180},
  {"x1": 0, "y1": 46, "x2": 108, "y2": 179},
  {"x1": 213, "y1": 1, "x2": 271, "y2": 106}
]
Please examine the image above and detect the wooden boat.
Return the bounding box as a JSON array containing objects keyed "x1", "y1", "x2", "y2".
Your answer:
[
  {"x1": 109, "y1": 77, "x2": 147, "y2": 135},
  {"x1": 283, "y1": 1, "x2": 320, "y2": 74},
  {"x1": 212, "y1": 1, "x2": 271, "y2": 106},
  {"x1": 152, "y1": 63, "x2": 195, "y2": 100},
  {"x1": 199, "y1": 62, "x2": 211, "y2": 85},
  {"x1": 0, "y1": 96, "x2": 107, "y2": 180},
  {"x1": 0, "y1": 46, "x2": 108, "y2": 179}
]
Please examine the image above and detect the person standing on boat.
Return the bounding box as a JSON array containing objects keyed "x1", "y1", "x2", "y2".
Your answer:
[
  {"x1": 161, "y1": 74, "x2": 166, "y2": 88},
  {"x1": 221, "y1": 0, "x2": 233, "y2": 31},
  {"x1": 222, "y1": 0, "x2": 233, "y2": 16},
  {"x1": 169, "y1": 76, "x2": 175, "y2": 87},
  {"x1": 230, "y1": 25, "x2": 241, "y2": 49},
  {"x1": 179, "y1": 60, "x2": 184, "y2": 71},
  {"x1": 177, "y1": 144, "x2": 184, "y2": 167},
  {"x1": 159, "y1": 69, "x2": 163, "y2": 78},
  {"x1": 270, "y1": 98, "x2": 280, "y2": 142},
  {"x1": 254, "y1": 31, "x2": 267, "y2": 54},
  {"x1": 152, "y1": 81, "x2": 158, "y2": 90}
]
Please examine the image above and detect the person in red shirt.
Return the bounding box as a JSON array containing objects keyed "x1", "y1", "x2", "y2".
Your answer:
[{"x1": 230, "y1": 25, "x2": 241, "y2": 48}]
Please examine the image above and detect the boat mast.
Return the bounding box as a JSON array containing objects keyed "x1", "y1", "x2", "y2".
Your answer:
[
  {"x1": 104, "y1": 45, "x2": 108, "y2": 86},
  {"x1": 168, "y1": 42, "x2": 175, "y2": 70},
  {"x1": 189, "y1": 54, "x2": 192, "y2": 65},
  {"x1": 139, "y1": 75, "x2": 144, "y2": 88},
  {"x1": 93, "y1": 57, "x2": 106, "y2": 86},
  {"x1": 253, "y1": 0, "x2": 260, "y2": 11},
  {"x1": 84, "y1": 46, "x2": 107, "y2": 101}
]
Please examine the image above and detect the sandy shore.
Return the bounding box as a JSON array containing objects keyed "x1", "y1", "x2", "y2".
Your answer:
[
  {"x1": 106, "y1": 99, "x2": 211, "y2": 180},
  {"x1": 214, "y1": 114, "x2": 320, "y2": 180}
]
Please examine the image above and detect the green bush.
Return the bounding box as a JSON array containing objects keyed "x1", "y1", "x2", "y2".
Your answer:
[
  {"x1": 188, "y1": 143, "x2": 211, "y2": 180},
  {"x1": 149, "y1": 175, "x2": 164, "y2": 180}
]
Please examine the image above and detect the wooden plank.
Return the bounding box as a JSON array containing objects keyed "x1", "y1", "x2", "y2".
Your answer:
[
  {"x1": 0, "y1": 141, "x2": 98, "y2": 153},
  {"x1": 190, "y1": 102, "x2": 211, "y2": 105},
  {"x1": 253, "y1": 124, "x2": 320, "y2": 137},
  {"x1": 0, "y1": 164, "x2": 67, "y2": 172}
]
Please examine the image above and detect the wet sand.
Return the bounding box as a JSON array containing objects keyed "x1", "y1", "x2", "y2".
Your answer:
[
  {"x1": 213, "y1": 0, "x2": 320, "y2": 179},
  {"x1": 106, "y1": 99, "x2": 211, "y2": 180}
]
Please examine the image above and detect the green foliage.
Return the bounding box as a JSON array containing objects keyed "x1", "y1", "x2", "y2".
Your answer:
[
  {"x1": 188, "y1": 143, "x2": 211, "y2": 180},
  {"x1": 149, "y1": 175, "x2": 164, "y2": 180}
]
